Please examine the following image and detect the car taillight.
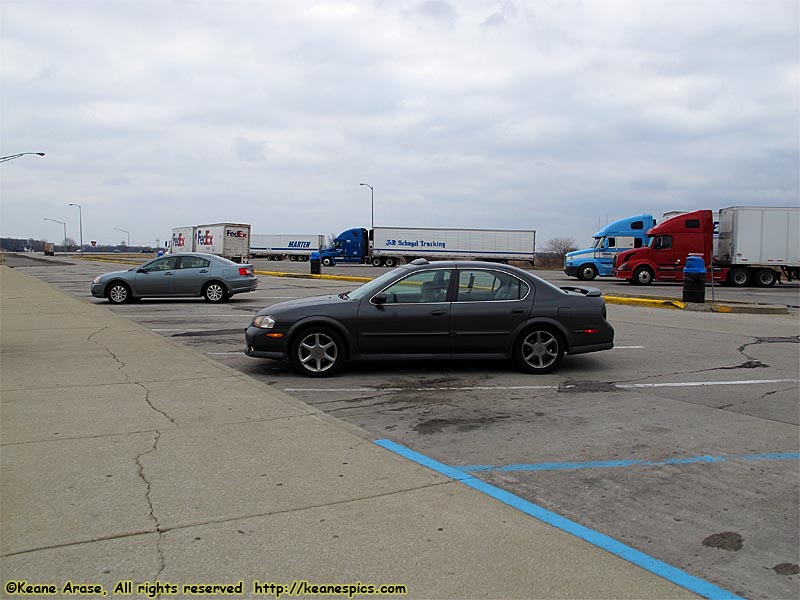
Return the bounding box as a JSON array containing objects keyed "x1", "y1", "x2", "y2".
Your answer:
[{"x1": 239, "y1": 267, "x2": 253, "y2": 276}]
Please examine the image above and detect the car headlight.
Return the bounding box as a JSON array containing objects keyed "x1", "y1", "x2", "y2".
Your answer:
[
  {"x1": 93, "y1": 276, "x2": 102, "y2": 284},
  {"x1": 252, "y1": 314, "x2": 277, "y2": 329}
]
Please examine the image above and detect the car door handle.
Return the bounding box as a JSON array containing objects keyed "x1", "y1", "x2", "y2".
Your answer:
[
  {"x1": 430, "y1": 310, "x2": 447, "y2": 316},
  {"x1": 199, "y1": 269, "x2": 208, "y2": 273},
  {"x1": 511, "y1": 308, "x2": 525, "y2": 314},
  {"x1": 165, "y1": 272, "x2": 174, "y2": 276}
]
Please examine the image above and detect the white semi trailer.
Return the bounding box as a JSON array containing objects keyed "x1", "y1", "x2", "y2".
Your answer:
[
  {"x1": 319, "y1": 226, "x2": 536, "y2": 267},
  {"x1": 170, "y1": 223, "x2": 251, "y2": 263},
  {"x1": 249, "y1": 234, "x2": 325, "y2": 261}
]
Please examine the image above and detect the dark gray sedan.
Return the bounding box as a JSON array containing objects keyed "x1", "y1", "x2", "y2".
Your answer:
[
  {"x1": 245, "y1": 259, "x2": 613, "y2": 377},
  {"x1": 91, "y1": 252, "x2": 257, "y2": 303}
]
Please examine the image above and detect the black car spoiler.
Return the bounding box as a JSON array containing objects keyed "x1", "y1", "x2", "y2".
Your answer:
[{"x1": 560, "y1": 286, "x2": 602, "y2": 297}]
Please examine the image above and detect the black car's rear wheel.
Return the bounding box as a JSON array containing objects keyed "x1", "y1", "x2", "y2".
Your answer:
[
  {"x1": 291, "y1": 328, "x2": 345, "y2": 377},
  {"x1": 203, "y1": 281, "x2": 228, "y2": 303},
  {"x1": 514, "y1": 328, "x2": 564, "y2": 374},
  {"x1": 106, "y1": 282, "x2": 131, "y2": 304}
]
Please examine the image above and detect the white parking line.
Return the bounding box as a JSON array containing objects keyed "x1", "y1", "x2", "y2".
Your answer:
[
  {"x1": 285, "y1": 379, "x2": 798, "y2": 393},
  {"x1": 613, "y1": 346, "x2": 645, "y2": 349}
]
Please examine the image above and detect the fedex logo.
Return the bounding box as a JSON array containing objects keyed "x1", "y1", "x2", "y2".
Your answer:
[
  {"x1": 172, "y1": 233, "x2": 185, "y2": 247},
  {"x1": 227, "y1": 230, "x2": 248, "y2": 239},
  {"x1": 288, "y1": 241, "x2": 311, "y2": 248},
  {"x1": 197, "y1": 230, "x2": 214, "y2": 246}
]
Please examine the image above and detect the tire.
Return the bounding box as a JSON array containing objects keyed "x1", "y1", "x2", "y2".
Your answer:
[
  {"x1": 755, "y1": 268, "x2": 776, "y2": 287},
  {"x1": 106, "y1": 282, "x2": 131, "y2": 304},
  {"x1": 383, "y1": 257, "x2": 397, "y2": 267},
  {"x1": 203, "y1": 281, "x2": 228, "y2": 303},
  {"x1": 321, "y1": 257, "x2": 334, "y2": 267},
  {"x1": 290, "y1": 327, "x2": 345, "y2": 377},
  {"x1": 371, "y1": 257, "x2": 382, "y2": 267},
  {"x1": 289, "y1": 255, "x2": 297, "y2": 261},
  {"x1": 728, "y1": 267, "x2": 750, "y2": 287},
  {"x1": 632, "y1": 266, "x2": 654, "y2": 286},
  {"x1": 514, "y1": 328, "x2": 564, "y2": 374},
  {"x1": 577, "y1": 264, "x2": 598, "y2": 281}
]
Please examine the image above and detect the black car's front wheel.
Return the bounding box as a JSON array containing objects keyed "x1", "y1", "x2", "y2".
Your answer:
[
  {"x1": 106, "y1": 282, "x2": 131, "y2": 304},
  {"x1": 514, "y1": 328, "x2": 564, "y2": 374},
  {"x1": 291, "y1": 328, "x2": 345, "y2": 377}
]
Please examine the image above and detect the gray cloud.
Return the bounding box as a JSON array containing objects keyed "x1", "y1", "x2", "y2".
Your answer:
[{"x1": 1, "y1": 0, "x2": 797, "y2": 248}]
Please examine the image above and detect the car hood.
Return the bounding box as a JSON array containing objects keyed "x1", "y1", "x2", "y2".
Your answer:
[
  {"x1": 100, "y1": 269, "x2": 134, "y2": 280},
  {"x1": 255, "y1": 294, "x2": 350, "y2": 316}
]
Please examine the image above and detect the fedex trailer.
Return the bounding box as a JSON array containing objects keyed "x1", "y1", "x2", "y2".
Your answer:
[{"x1": 170, "y1": 223, "x2": 251, "y2": 262}]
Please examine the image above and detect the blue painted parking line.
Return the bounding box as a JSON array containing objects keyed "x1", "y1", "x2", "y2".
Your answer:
[
  {"x1": 460, "y1": 452, "x2": 800, "y2": 473},
  {"x1": 375, "y1": 439, "x2": 743, "y2": 600}
]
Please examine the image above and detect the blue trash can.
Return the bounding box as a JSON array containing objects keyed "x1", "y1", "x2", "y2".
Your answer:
[
  {"x1": 310, "y1": 251, "x2": 321, "y2": 275},
  {"x1": 683, "y1": 255, "x2": 706, "y2": 303}
]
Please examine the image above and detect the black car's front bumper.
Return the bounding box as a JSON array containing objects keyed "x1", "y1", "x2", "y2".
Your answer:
[{"x1": 245, "y1": 325, "x2": 289, "y2": 360}]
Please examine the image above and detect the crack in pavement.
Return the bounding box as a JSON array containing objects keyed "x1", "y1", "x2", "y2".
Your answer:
[{"x1": 135, "y1": 431, "x2": 167, "y2": 582}]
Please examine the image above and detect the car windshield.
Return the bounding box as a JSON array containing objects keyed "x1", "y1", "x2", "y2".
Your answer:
[
  {"x1": 591, "y1": 237, "x2": 603, "y2": 249},
  {"x1": 347, "y1": 266, "x2": 409, "y2": 300}
]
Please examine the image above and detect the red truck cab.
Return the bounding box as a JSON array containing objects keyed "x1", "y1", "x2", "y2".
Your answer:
[{"x1": 612, "y1": 210, "x2": 726, "y2": 285}]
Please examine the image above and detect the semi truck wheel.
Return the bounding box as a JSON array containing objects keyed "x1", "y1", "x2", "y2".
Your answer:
[
  {"x1": 371, "y1": 257, "x2": 382, "y2": 267},
  {"x1": 728, "y1": 268, "x2": 750, "y2": 287},
  {"x1": 577, "y1": 264, "x2": 598, "y2": 281},
  {"x1": 632, "y1": 266, "x2": 654, "y2": 286},
  {"x1": 321, "y1": 257, "x2": 334, "y2": 267},
  {"x1": 383, "y1": 257, "x2": 397, "y2": 267},
  {"x1": 755, "y1": 268, "x2": 777, "y2": 287}
]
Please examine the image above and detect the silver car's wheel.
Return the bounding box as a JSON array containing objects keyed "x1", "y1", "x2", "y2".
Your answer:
[
  {"x1": 291, "y1": 329, "x2": 344, "y2": 377},
  {"x1": 515, "y1": 328, "x2": 564, "y2": 374},
  {"x1": 203, "y1": 282, "x2": 227, "y2": 303},
  {"x1": 107, "y1": 282, "x2": 131, "y2": 304}
]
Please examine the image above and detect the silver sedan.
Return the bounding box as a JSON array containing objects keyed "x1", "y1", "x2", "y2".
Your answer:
[{"x1": 91, "y1": 252, "x2": 258, "y2": 303}]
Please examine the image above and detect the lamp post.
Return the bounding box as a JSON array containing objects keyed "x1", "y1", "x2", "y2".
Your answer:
[
  {"x1": 114, "y1": 228, "x2": 130, "y2": 249},
  {"x1": 68, "y1": 203, "x2": 83, "y2": 252},
  {"x1": 0, "y1": 152, "x2": 45, "y2": 164},
  {"x1": 359, "y1": 182, "x2": 374, "y2": 230},
  {"x1": 44, "y1": 217, "x2": 67, "y2": 254}
]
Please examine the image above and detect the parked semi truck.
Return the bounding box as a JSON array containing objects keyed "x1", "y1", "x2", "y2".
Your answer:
[
  {"x1": 564, "y1": 214, "x2": 656, "y2": 281},
  {"x1": 612, "y1": 207, "x2": 799, "y2": 286},
  {"x1": 170, "y1": 223, "x2": 251, "y2": 263},
  {"x1": 319, "y1": 227, "x2": 536, "y2": 267},
  {"x1": 250, "y1": 234, "x2": 325, "y2": 261}
]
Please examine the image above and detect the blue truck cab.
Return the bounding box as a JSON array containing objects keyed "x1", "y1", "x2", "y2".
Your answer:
[
  {"x1": 564, "y1": 214, "x2": 656, "y2": 280},
  {"x1": 319, "y1": 227, "x2": 370, "y2": 266}
]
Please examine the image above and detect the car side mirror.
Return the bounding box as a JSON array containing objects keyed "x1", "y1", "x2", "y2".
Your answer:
[
  {"x1": 137, "y1": 268, "x2": 148, "y2": 273},
  {"x1": 372, "y1": 293, "x2": 387, "y2": 305}
]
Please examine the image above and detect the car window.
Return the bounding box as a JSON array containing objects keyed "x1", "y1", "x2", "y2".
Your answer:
[
  {"x1": 147, "y1": 256, "x2": 178, "y2": 271},
  {"x1": 179, "y1": 256, "x2": 210, "y2": 269},
  {"x1": 455, "y1": 269, "x2": 529, "y2": 301},
  {"x1": 379, "y1": 269, "x2": 452, "y2": 304}
]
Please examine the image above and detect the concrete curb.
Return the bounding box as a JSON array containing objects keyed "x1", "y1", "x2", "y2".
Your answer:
[{"x1": 604, "y1": 296, "x2": 686, "y2": 310}]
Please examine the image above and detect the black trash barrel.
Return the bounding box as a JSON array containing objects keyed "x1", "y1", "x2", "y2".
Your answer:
[
  {"x1": 682, "y1": 255, "x2": 706, "y2": 303},
  {"x1": 310, "y1": 251, "x2": 321, "y2": 275}
]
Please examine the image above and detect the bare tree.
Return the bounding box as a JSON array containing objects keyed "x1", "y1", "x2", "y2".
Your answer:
[
  {"x1": 537, "y1": 237, "x2": 578, "y2": 269},
  {"x1": 544, "y1": 237, "x2": 578, "y2": 257}
]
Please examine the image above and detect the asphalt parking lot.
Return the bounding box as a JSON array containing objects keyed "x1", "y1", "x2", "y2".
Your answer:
[{"x1": 7, "y1": 255, "x2": 800, "y2": 599}]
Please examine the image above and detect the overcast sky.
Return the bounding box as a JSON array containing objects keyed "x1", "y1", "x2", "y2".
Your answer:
[{"x1": 2, "y1": 0, "x2": 798, "y2": 248}]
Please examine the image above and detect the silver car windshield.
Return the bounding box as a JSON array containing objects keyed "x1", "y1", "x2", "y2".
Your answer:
[{"x1": 348, "y1": 267, "x2": 408, "y2": 300}]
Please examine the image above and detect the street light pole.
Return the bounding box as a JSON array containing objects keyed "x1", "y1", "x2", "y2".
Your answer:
[
  {"x1": 68, "y1": 203, "x2": 83, "y2": 252},
  {"x1": 360, "y1": 182, "x2": 374, "y2": 230},
  {"x1": 44, "y1": 217, "x2": 67, "y2": 254},
  {"x1": 114, "y1": 228, "x2": 130, "y2": 248},
  {"x1": 0, "y1": 152, "x2": 45, "y2": 163}
]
